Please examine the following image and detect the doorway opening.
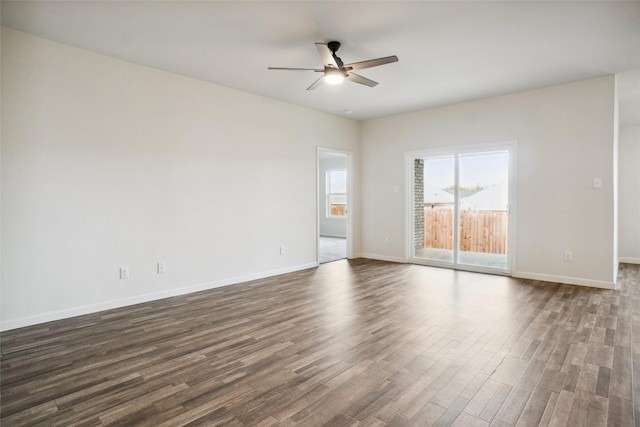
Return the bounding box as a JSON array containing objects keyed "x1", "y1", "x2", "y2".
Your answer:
[
  {"x1": 318, "y1": 148, "x2": 352, "y2": 264},
  {"x1": 407, "y1": 144, "x2": 515, "y2": 274}
]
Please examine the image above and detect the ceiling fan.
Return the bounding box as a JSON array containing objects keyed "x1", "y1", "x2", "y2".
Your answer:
[{"x1": 268, "y1": 41, "x2": 398, "y2": 90}]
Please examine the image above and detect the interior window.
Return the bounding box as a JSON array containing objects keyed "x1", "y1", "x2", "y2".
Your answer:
[{"x1": 326, "y1": 169, "x2": 346, "y2": 217}]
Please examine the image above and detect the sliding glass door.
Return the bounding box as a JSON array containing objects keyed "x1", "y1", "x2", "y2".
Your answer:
[{"x1": 410, "y1": 144, "x2": 514, "y2": 274}]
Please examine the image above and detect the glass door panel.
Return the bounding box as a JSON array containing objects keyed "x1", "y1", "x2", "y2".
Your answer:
[
  {"x1": 457, "y1": 151, "x2": 509, "y2": 270},
  {"x1": 414, "y1": 156, "x2": 455, "y2": 263}
]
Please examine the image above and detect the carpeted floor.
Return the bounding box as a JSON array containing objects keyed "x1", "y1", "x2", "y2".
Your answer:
[{"x1": 319, "y1": 236, "x2": 346, "y2": 263}]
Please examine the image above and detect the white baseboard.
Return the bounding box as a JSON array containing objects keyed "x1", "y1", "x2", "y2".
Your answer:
[
  {"x1": 619, "y1": 257, "x2": 640, "y2": 265},
  {"x1": 513, "y1": 270, "x2": 614, "y2": 289},
  {"x1": 355, "y1": 253, "x2": 406, "y2": 264},
  {"x1": 0, "y1": 262, "x2": 318, "y2": 332}
]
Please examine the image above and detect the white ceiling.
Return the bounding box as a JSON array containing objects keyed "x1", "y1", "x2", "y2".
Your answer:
[{"x1": 2, "y1": 1, "x2": 639, "y2": 124}]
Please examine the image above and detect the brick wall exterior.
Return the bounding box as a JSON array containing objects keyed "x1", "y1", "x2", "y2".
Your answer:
[{"x1": 414, "y1": 159, "x2": 424, "y2": 251}]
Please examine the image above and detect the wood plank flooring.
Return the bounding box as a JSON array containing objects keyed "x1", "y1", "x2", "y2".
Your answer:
[{"x1": 1, "y1": 259, "x2": 638, "y2": 426}]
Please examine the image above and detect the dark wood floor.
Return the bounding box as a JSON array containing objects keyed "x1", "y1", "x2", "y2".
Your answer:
[{"x1": 1, "y1": 259, "x2": 638, "y2": 426}]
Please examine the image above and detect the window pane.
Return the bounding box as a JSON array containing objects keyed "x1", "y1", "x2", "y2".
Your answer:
[
  {"x1": 457, "y1": 151, "x2": 509, "y2": 270},
  {"x1": 329, "y1": 194, "x2": 346, "y2": 205},
  {"x1": 328, "y1": 170, "x2": 347, "y2": 193},
  {"x1": 415, "y1": 156, "x2": 455, "y2": 262},
  {"x1": 328, "y1": 194, "x2": 346, "y2": 217}
]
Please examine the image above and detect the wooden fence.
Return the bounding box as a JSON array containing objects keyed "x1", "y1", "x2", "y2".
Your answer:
[
  {"x1": 424, "y1": 207, "x2": 507, "y2": 254},
  {"x1": 329, "y1": 205, "x2": 346, "y2": 217}
]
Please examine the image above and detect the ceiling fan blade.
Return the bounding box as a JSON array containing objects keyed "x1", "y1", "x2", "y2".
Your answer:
[
  {"x1": 344, "y1": 55, "x2": 398, "y2": 71},
  {"x1": 268, "y1": 67, "x2": 323, "y2": 71},
  {"x1": 306, "y1": 75, "x2": 325, "y2": 91},
  {"x1": 346, "y1": 73, "x2": 378, "y2": 87},
  {"x1": 315, "y1": 43, "x2": 338, "y2": 68}
]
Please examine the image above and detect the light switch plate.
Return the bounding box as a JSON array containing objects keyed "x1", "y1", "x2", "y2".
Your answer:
[{"x1": 593, "y1": 178, "x2": 602, "y2": 189}]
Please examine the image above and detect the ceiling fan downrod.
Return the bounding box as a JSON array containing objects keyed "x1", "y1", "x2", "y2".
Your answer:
[{"x1": 327, "y1": 41, "x2": 344, "y2": 68}]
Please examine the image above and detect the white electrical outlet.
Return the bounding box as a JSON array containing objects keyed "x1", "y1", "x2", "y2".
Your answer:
[
  {"x1": 157, "y1": 262, "x2": 166, "y2": 274},
  {"x1": 564, "y1": 251, "x2": 572, "y2": 261},
  {"x1": 280, "y1": 246, "x2": 285, "y2": 255},
  {"x1": 384, "y1": 237, "x2": 389, "y2": 245},
  {"x1": 120, "y1": 267, "x2": 130, "y2": 279}
]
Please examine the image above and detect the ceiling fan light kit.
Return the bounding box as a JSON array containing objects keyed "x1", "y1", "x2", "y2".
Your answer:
[
  {"x1": 324, "y1": 68, "x2": 345, "y2": 85},
  {"x1": 268, "y1": 41, "x2": 398, "y2": 90}
]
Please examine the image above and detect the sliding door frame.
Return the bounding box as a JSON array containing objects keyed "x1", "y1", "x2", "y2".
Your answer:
[{"x1": 405, "y1": 141, "x2": 517, "y2": 276}]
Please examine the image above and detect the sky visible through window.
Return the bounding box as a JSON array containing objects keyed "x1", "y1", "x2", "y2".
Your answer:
[
  {"x1": 328, "y1": 170, "x2": 347, "y2": 193},
  {"x1": 424, "y1": 152, "x2": 508, "y2": 189}
]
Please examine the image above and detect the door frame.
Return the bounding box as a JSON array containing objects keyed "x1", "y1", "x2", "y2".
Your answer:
[
  {"x1": 405, "y1": 141, "x2": 517, "y2": 275},
  {"x1": 317, "y1": 147, "x2": 353, "y2": 264}
]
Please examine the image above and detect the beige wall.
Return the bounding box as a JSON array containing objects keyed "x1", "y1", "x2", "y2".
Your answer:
[
  {"x1": 1, "y1": 28, "x2": 361, "y2": 329},
  {"x1": 360, "y1": 76, "x2": 617, "y2": 288}
]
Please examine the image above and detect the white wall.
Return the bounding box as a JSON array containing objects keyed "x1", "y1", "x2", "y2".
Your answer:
[
  {"x1": 360, "y1": 76, "x2": 617, "y2": 288},
  {"x1": 319, "y1": 155, "x2": 347, "y2": 238},
  {"x1": 618, "y1": 126, "x2": 640, "y2": 264},
  {"x1": 0, "y1": 28, "x2": 360, "y2": 330}
]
